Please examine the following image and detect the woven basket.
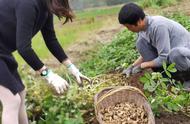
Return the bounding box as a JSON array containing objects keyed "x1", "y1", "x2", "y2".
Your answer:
[{"x1": 94, "y1": 86, "x2": 155, "y2": 124}]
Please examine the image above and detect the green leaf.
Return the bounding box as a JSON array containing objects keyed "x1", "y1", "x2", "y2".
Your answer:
[
  {"x1": 140, "y1": 77, "x2": 149, "y2": 84},
  {"x1": 144, "y1": 72, "x2": 152, "y2": 79},
  {"x1": 160, "y1": 78, "x2": 169, "y2": 82},
  {"x1": 167, "y1": 63, "x2": 177, "y2": 73},
  {"x1": 160, "y1": 82, "x2": 167, "y2": 89},
  {"x1": 147, "y1": 80, "x2": 157, "y2": 92},
  {"x1": 148, "y1": 86, "x2": 156, "y2": 92},
  {"x1": 144, "y1": 82, "x2": 150, "y2": 90},
  {"x1": 165, "y1": 70, "x2": 171, "y2": 78},
  {"x1": 174, "y1": 95, "x2": 186, "y2": 103},
  {"x1": 151, "y1": 72, "x2": 158, "y2": 80},
  {"x1": 167, "y1": 102, "x2": 180, "y2": 112}
]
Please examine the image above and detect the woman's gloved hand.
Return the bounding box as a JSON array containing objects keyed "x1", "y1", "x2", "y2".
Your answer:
[
  {"x1": 67, "y1": 64, "x2": 91, "y2": 87},
  {"x1": 42, "y1": 69, "x2": 69, "y2": 94}
]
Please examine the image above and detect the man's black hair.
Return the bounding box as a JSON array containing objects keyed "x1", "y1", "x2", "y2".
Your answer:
[{"x1": 118, "y1": 3, "x2": 145, "y2": 25}]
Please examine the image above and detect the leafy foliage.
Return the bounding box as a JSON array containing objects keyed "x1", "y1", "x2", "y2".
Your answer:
[
  {"x1": 37, "y1": 95, "x2": 83, "y2": 124},
  {"x1": 140, "y1": 63, "x2": 190, "y2": 115},
  {"x1": 80, "y1": 30, "x2": 139, "y2": 76}
]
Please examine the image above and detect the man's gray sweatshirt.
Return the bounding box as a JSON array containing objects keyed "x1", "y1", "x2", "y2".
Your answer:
[{"x1": 137, "y1": 16, "x2": 190, "y2": 67}]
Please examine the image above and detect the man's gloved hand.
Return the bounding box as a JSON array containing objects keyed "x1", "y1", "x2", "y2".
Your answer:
[
  {"x1": 67, "y1": 64, "x2": 91, "y2": 87},
  {"x1": 122, "y1": 64, "x2": 142, "y2": 77},
  {"x1": 122, "y1": 65, "x2": 134, "y2": 77},
  {"x1": 42, "y1": 69, "x2": 69, "y2": 94},
  {"x1": 131, "y1": 65, "x2": 142, "y2": 74}
]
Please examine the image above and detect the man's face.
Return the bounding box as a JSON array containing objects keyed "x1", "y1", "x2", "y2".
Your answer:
[
  {"x1": 124, "y1": 24, "x2": 141, "y2": 32},
  {"x1": 124, "y1": 19, "x2": 145, "y2": 33}
]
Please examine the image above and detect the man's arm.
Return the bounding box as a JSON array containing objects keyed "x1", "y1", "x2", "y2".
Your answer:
[
  {"x1": 132, "y1": 56, "x2": 144, "y2": 66},
  {"x1": 140, "y1": 25, "x2": 171, "y2": 69},
  {"x1": 151, "y1": 25, "x2": 171, "y2": 67},
  {"x1": 141, "y1": 60, "x2": 157, "y2": 69}
]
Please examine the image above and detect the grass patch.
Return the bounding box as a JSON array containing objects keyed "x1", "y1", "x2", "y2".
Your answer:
[
  {"x1": 140, "y1": 0, "x2": 181, "y2": 8},
  {"x1": 75, "y1": 6, "x2": 121, "y2": 20}
]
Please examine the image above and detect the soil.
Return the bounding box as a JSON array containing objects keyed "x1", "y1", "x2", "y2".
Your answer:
[
  {"x1": 145, "y1": 0, "x2": 190, "y2": 15},
  {"x1": 155, "y1": 112, "x2": 190, "y2": 124},
  {"x1": 162, "y1": 0, "x2": 190, "y2": 16}
]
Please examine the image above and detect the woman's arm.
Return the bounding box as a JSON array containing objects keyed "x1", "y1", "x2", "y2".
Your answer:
[
  {"x1": 16, "y1": 0, "x2": 44, "y2": 71},
  {"x1": 41, "y1": 13, "x2": 68, "y2": 63}
]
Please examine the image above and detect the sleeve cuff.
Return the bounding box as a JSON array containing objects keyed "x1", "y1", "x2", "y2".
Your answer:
[{"x1": 153, "y1": 57, "x2": 163, "y2": 67}]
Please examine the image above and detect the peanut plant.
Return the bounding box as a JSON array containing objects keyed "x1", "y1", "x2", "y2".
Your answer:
[{"x1": 140, "y1": 62, "x2": 190, "y2": 115}]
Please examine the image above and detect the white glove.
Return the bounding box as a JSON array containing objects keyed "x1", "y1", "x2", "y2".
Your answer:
[
  {"x1": 43, "y1": 69, "x2": 69, "y2": 94},
  {"x1": 67, "y1": 64, "x2": 91, "y2": 87}
]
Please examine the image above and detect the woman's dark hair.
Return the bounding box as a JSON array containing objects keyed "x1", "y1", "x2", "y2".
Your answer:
[
  {"x1": 46, "y1": 0, "x2": 74, "y2": 24},
  {"x1": 118, "y1": 3, "x2": 145, "y2": 25}
]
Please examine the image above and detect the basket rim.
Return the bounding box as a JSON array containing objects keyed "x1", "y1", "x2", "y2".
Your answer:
[{"x1": 95, "y1": 86, "x2": 147, "y2": 108}]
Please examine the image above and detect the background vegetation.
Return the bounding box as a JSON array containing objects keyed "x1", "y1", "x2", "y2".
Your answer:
[{"x1": 140, "y1": 0, "x2": 181, "y2": 8}]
